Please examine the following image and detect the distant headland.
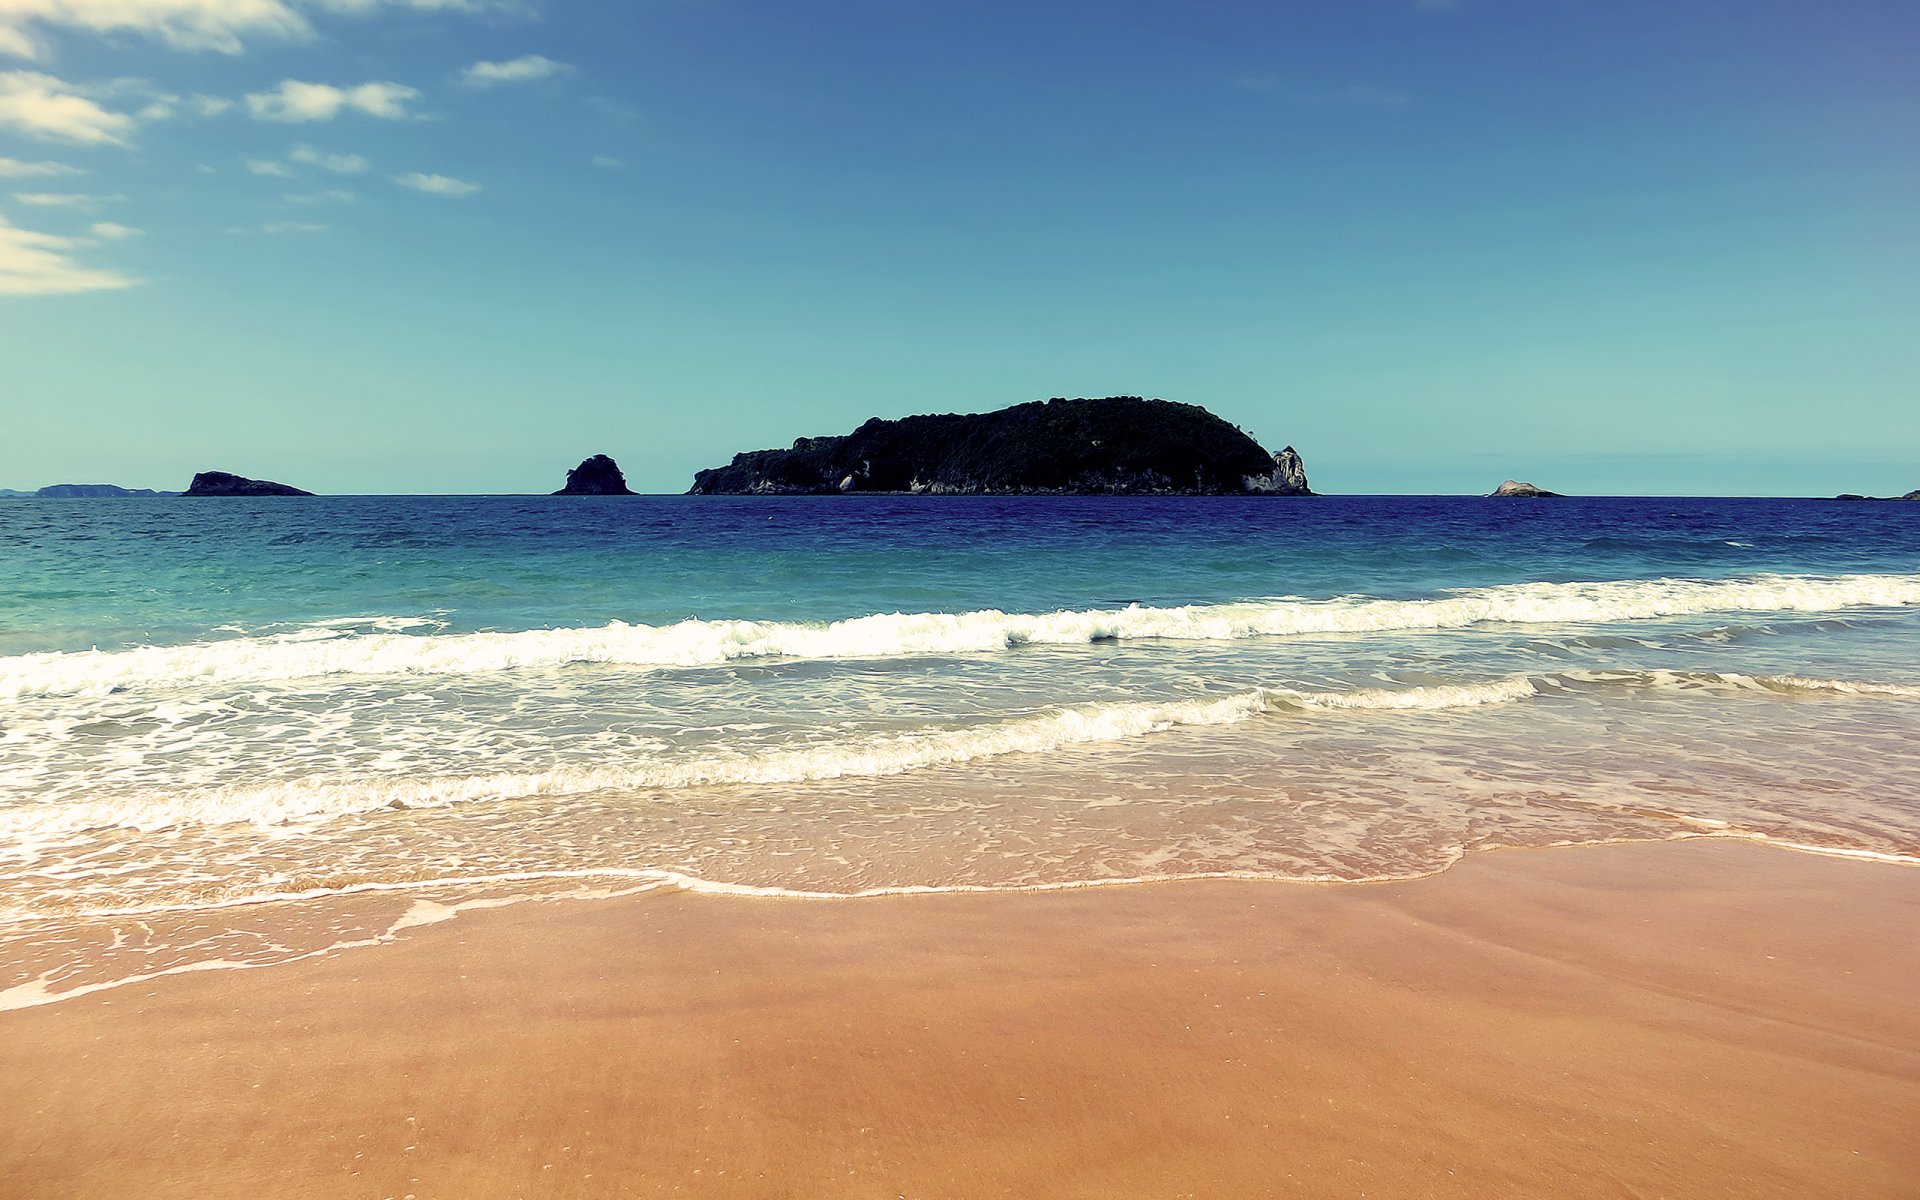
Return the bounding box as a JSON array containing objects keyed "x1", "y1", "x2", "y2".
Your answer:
[
  {"x1": 25, "y1": 483, "x2": 177, "y2": 498},
  {"x1": 688, "y1": 397, "x2": 1313, "y2": 496}
]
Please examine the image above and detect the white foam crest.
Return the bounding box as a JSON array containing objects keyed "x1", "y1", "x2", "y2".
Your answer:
[
  {"x1": 1555, "y1": 669, "x2": 1920, "y2": 699},
  {"x1": 1755, "y1": 675, "x2": 1920, "y2": 698},
  {"x1": 0, "y1": 691, "x2": 1276, "y2": 837},
  {"x1": 1291, "y1": 676, "x2": 1538, "y2": 711},
  {"x1": 0, "y1": 674, "x2": 1554, "y2": 839},
  {"x1": 5, "y1": 572, "x2": 1920, "y2": 700}
]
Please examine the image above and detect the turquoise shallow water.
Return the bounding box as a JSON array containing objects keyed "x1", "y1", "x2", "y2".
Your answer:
[{"x1": 1, "y1": 494, "x2": 1918, "y2": 1003}]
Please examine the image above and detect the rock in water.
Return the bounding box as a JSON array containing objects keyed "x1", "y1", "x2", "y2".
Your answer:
[
  {"x1": 1489, "y1": 479, "x2": 1562, "y2": 498},
  {"x1": 689, "y1": 397, "x2": 1313, "y2": 496},
  {"x1": 554, "y1": 454, "x2": 635, "y2": 495},
  {"x1": 183, "y1": 471, "x2": 314, "y2": 497}
]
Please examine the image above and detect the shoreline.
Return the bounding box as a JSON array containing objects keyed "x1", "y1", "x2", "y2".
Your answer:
[
  {"x1": 4, "y1": 838, "x2": 1917, "y2": 1198},
  {"x1": 5, "y1": 830, "x2": 1918, "y2": 1014}
]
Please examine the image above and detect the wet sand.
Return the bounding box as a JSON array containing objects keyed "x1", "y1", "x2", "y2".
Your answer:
[{"x1": 3, "y1": 839, "x2": 1918, "y2": 1199}]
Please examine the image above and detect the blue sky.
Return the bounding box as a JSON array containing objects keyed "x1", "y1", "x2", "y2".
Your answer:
[{"x1": 1, "y1": 0, "x2": 1915, "y2": 495}]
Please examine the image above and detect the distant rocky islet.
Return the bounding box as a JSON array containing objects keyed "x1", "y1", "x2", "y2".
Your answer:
[
  {"x1": 554, "y1": 454, "x2": 635, "y2": 495},
  {"x1": 182, "y1": 471, "x2": 315, "y2": 497}
]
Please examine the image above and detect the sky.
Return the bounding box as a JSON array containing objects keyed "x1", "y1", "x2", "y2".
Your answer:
[{"x1": 0, "y1": 0, "x2": 1915, "y2": 496}]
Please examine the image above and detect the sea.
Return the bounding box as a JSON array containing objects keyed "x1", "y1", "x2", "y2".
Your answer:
[{"x1": 3, "y1": 495, "x2": 1917, "y2": 1006}]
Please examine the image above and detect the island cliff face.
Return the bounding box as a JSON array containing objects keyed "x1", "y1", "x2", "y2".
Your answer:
[
  {"x1": 554, "y1": 455, "x2": 635, "y2": 495},
  {"x1": 1490, "y1": 480, "x2": 1562, "y2": 498},
  {"x1": 183, "y1": 471, "x2": 313, "y2": 497},
  {"x1": 689, "y1": 398, "x2": 1313, "y2": 496}
]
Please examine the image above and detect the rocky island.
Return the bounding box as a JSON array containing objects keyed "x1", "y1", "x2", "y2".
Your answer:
[
  {"x1": 689, "y1": 397, "x2": 1313, "y2": 496},
  {"x1": 554, "y1": 455, "x2": 635, "y2": 495},
  {"x1": 1833, "y1": 491, "x2": 1920, "y2": 501},
  {"x1": 183, "y1": 471, "x2": 314, "y2": 497},
  {"x1": 1489, "y1": 480, "x2": 1563, "y2": 498}
]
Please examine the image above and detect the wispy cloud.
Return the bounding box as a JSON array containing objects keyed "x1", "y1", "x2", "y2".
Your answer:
[
  {"x1": 1236, "y1": 79, "x2": 1414, "y2": 110},
  {"x1": 229, "y1": 221, "x2": 329, "y2": 234},
  {"x1": 0, "y1": 70, "x2": 137, "y2": 144},
  {"x1": 0, "y1": 0, "x2": 534, "y2": 62},
  {"x1": 585, "y1": 96, "x2": 638, "y2": 124},
  {"x1": 290, "y1": 143, "x2": 369, "y2": 173},
  {"x1": 12, "y1": 191, "x2": 122, "y2": 210},
  {"x1": 589, "y1": 153, "x2": 621, "y2": 168},
  {"x1": 88, "y1": 220, "x2": 139, "y2": 239},
  {"x1": 461, "y1": 55, "x2": 571, "y2": 87},
  {"x1": 246, "y1": 80, "x2": 418, "y2": 122},
  {"x1": 395, "y1": 171, "x2": 480, "y2": 196},
  {"x1": 284, "y1": 188, "x2": 357, "y2": 205},
  {"x1": 0, "y1": 155, "x2": 80, "y2": 177},
  {"x1": 247, "y1": 159, "x2": 294, "y2": 177},
  {"x1": 0, "y1": 212, "x2": 135, "y2": 295},
  {"x1": 1301, "y1": 84, "x2": 1412, "y2": 109}
]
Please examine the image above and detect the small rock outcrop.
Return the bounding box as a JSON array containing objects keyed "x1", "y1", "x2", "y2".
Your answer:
[
  {"x1": 1833, "y1": 491, "x2": 1920, "y2": 501},
  {"x1": 1244, "y1": 446, "x2": 1313, "y2": 496},
  {"x1": 183, "y1": 471, "x2": 314, "y2": 497},
  {"x1": 1489, "y1": 480, "x2": 1562, "y2": 498},
  {"x1": 689, "y1": 397, "x2": 1313, "y2": 496},
  {"x1": 37, "y1": 484, "x2": 173, "y2": 497},
  {"x1": 554, "y1": 454, "x2": 635, "y2": 496}
]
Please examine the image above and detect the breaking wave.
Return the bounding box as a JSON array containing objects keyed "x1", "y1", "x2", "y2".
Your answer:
[
  {"x1": 5, "y1": 572, "x2": 1919, "y2": 700},
  {"x1": 7, "y1": 665, "x2": 1915, "y2": 838}
]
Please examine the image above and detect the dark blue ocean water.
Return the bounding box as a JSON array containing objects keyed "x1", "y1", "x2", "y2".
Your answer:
[
  {"x1": 2, "y1": 495, "x2": 1919, "y2": 1000},
  {"x1": 4, "y1": 496, "x2": 1917, "y2": 655}
]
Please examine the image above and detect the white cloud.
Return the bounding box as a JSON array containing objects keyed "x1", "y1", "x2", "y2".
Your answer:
[
  {"x1": 289, "y1": 143, "x2": 368, "y2": 172},
  {"x1": 394, "y1": 171, "x2": 478, "y2": 196},
  {"x1": 0, "y1": 0, "x2": 532, "y2": 62},
  {"x1": 0, "y1": 212, "x2": 135, "y2": 295},
  {"x1": 0, "y1": 70, "x2": 136, "y2": 144},
  {"x1": 245, "y1": 79, "x2": 418, "y2": 122},
  {"x1": 284, "y1": 187, "x2": 356, "y2": 204},
  {"x1": 258, "y1": 220, "x2": 326, "y2": 233},
  {"x1": 247, "y1": 158, "x2": 293, "y2": 176},
  {"x1": 191, "y1": 94, "x2": 233, "y2": 116},
  {"x1": 89, "y1": 220, "x2": 138, "y2": 238},
  {"x1": 12, "y1": 190, "x2": 120, "y2": 209},
  {"x1": 461, "y1": 54, "x2": 570, "y2": 87},
  {"x1": 589, "y1": 153, "x2": 620, "y2": 168},
  {"x1": 0, "y1": 0, "x2": 307, "y2": 60},
  {"x1": 0, "y1": 155, "x2": 80, "y2": 176}
]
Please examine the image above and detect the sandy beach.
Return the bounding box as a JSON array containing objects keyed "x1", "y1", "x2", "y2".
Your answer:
[{"x1": 3, "y1": 838, "x2": 1917, "y2": 1200}]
